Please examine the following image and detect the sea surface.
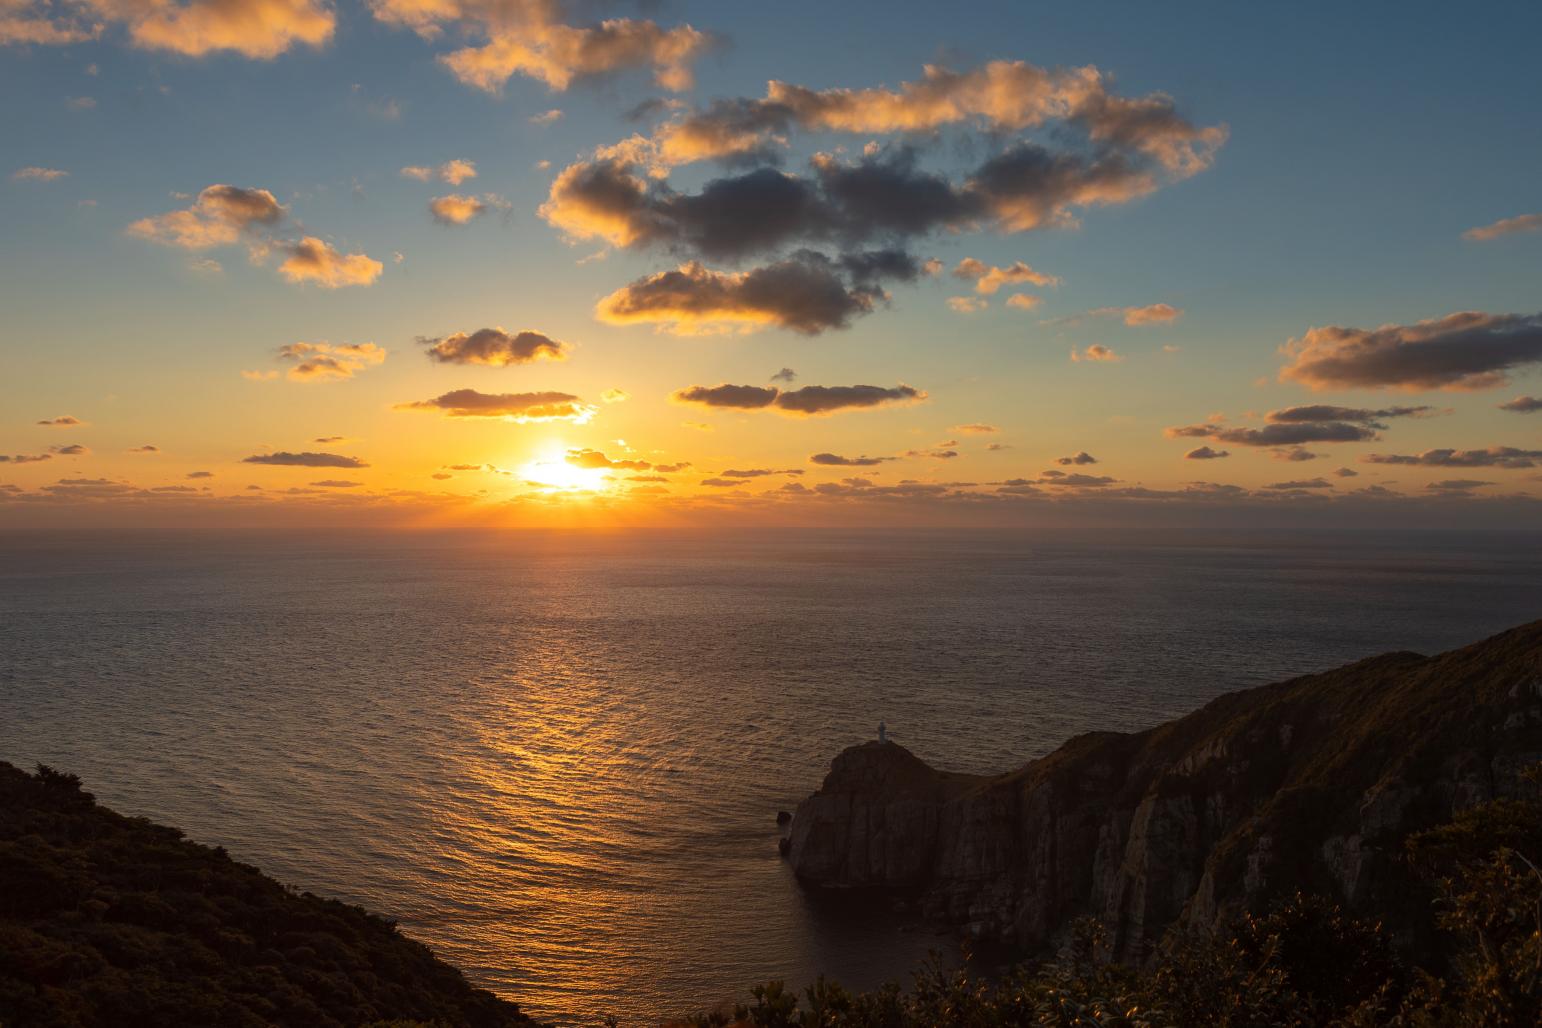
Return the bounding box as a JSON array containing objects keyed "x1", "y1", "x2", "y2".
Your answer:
[{"x1": 2, "y1": 528, "x2": 1540, "y2": 1023}]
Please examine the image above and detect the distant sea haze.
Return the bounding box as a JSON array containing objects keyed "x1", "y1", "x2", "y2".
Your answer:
[{"x1": 2, "y1": 529, "x2": 1539, "y2": 1023}]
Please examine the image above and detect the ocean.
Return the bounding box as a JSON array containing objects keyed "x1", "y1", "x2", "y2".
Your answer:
[{"x1": 2, "y1": 528, "x2": 1539, "y2": 1023}]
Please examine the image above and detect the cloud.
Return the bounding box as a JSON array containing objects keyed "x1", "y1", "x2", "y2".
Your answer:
[
  {"x1": 673, "y1": 382, "x2": 924, "y2": 416},
  {"x1": 4, "y1": 0, "x2": 334, "y2": 57},
  {"x1": 1162, "y1": 405, "x2": 1430, "y2": 449},
  {"x1": 1426, "y1": 479, "x2": 1493, "y2": 492},
  {"x1": 242, "y1": 451, "x2": 369, "y2": 468},
  {"x1": 1184, "y1": 446, "x2": 1229, "y2": 460},
  {"x1": 810, "y1": 452, "x2": 893, "y2": 466},
  {"x1": 1362, "y1": 447, "x2": 1542, "y2": 469},
  {"x1": 310, "y1": 479, "x2": 363, "y2": 488},
  {"x1": 1272, "y1": 447, "x2": 1321, "y2": 462},
  {"x1": 429, "y1": 194, "x2": 489, "y2": 225},
  {"x1": 531, "y1": 108, "x2": 562, "y2": 126},
  {"x1": 1263, "y1": 478, "x2": 1333, "y2": 491},
  {"x1": 565, "y1": 448, "x2": 651, "y2": 471},
  {"x1": 0, "y1": 453, "x2": 51, "y2": 464},
  {"x1": 396, "y1": 388, "x2": 595, "y2": 422},
  {"x1": 1463, "y1": 214, "x2": 1542, "y2": 242},
  {"x1": 367, "y1": 0, "x2": 709, "y2": 94},
  {"x1": 1278, "y1": 310, "x2": 1542, "y2": 392},
  {"x1": 275, "y1": 341, "x2": 386, "y2": 381},
  {"x1": 904, "y1": 448, "x2": 958, "y2": 460},
  {"x1": 1056, "y1": 451, "x2": 1097, "y2": 465},
  {"x1": 1168, "y1": 420, "x2": 1374, "y2": 447},
  {"x1": 1036, "y1": 470, "x2": 1115, "y2": 487},
  {"x1": 718, "y1": 467, "x2": 802, "y2": 478},
  {"x1": 37, "y1": 415, "x2": 82, "y2": 426},
  {"x1": 1115, "y1": 302, "x2": 1183, "y2": 325},
  {"x1": 951, "y1": 258, "x2": 1058, "y2": 295},
  {"x1": 596, "y1": 251, "x2": 918, "y2": 335},
  {"x1": 313, "y1": 436, "x2": 345, "y2": 443},
  {"x1": 50, "y1": 444, "x2": 88, "y2": 455},
  {"x1": 947, "y1": 296, "x2": 986, "y2": 314},
  {"x1": 1264, "y1": 404, "x2": 1434, "y2": 427},
  {"x1": 636, "y1": 58, "x2": 1224, "y2": 173},
  {"x1": 420, "y1": 328, "x2": 567, "y2": 365},
  {"x1": 241, "y1": 369, "x2": 280, "y2": 381},
  {"x1": 952, "y1": 423, "x2": 996, "y2": 434},
  {"x1": 277, "y1": 237, "x2": 383, "y2": 288},
  {"x1": 12, "y1": 166, "x2": 67, "y2": 181},
  {"x1": 186, "y1": 470, "x2": 213, "y2": 478},
  {"x1": 1499, "y1": 396, "x2": 1542, "y2": 413},
  {"x1": 1332, "y1": 467, "x2": 1359, "y2": 478},
  {"x1": 601, "y1": 388, "x2": 628, "y2": 403},
  {"x1": 771, "y1": 367, "x2": 798, "y2": 382},
  {"x1": 128, "y1": 444, "x2": 159, "y2": 452},
  {"x1": 541, "y1": 90, "x2": 1219, "y2": 269},
  {"x1": 1005, "y1": 294, "x2": 1042, "y2": 311},
  {"x1": 1071, "y1": 344, "x2": 1121, "y2": 362},
  {"x1": 128, "y1": 184, "x2": 285, "y2": 249}
]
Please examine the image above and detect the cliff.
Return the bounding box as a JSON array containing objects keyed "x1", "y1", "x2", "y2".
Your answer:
[
  {"x1": 788, "y1": 620, "x2": 1542, "y2": 961},
  {"x1": 0, "y1": 762, "x2": 537, "y2": 1028}
]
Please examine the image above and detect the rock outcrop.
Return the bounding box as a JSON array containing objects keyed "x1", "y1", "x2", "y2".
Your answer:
[{"x1": 788, "y1": 620, "x2": 1542, "y2": 961}]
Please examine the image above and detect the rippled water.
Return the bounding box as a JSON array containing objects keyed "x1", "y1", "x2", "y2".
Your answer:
[{"x1": 2, "y1": 529, "x2": 1540, "y2": 1023}]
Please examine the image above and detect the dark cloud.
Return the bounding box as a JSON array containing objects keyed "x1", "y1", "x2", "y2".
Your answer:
[
  {"x1": 565, "y1": 448, "x2": 652, "y2": 471},
  {"x1": 1279, "y1": 311, "x2": 1542, "y2": 392},
  {"x1": 50, "y1": 444, "x2": 89, "y2": 455},
  {"x1": 718, "y1": 468, "x2": 803, "y2": 478},
  {"x1": 186, "y1": 471, "x2": 214, "y2": 479},
  {"x1": 596, "y1": 250, "x2": 915, "y2": 335},
  {"x1": 672, "y1": 382, "x2": 923, "y2": 415},
  {"x1": 1272, "y1": 448, "x2": 1322, "y2": 462},
  {"x1": 1362, "y1": 447, "x2": 1542, "y2": 469},
  {"x1": 1167, "y1": 421, "x2": 1376, "y2": 447},
  {"x1": 1037, "y1": 470, "x2": 1116, "y2": 487},
  {"x1": 1184, "y1": 446, "x2": 1229, "y2": 460},
  {"x1": 810, "y1": 452, "x2": 893, "y2": 466},
  {"x1": 241, "y1": 451, "x2": 369, "y2": 468},
  {"x1": 1499, "y1": 396, "x2": 1542, "y2": 413},
  {"x1": 904, "y1": 448, "x2": 958, "y2": 460},
  {"x1": 37, "y1": 415, "x2": 82, "y2": 426},
  {"x1": 771, "y1": 367, "x2": 798, "y2": 382},
  {"x1": 128, "y1": 444, "x2": 160, "y2": 453},
  {"x1": 1427, "y1": 479, "x2": 1493, "y2": 492},
  {"x1": 1263, "y1": 478, "x2": 1333, "y2": 490},
  {"x1": 1332, "y1": 467, "x2": 1360, "y2": 478},
  {"x1": 1056, "y1": 451, "x2": 1098, "y2": 465},
  {"x1": 1265, "y1": 404, "x2": 1434, "y2": 427},
  {"x1": 310, "y1": 480, "x2": 364, "y2": 488},
  {"x1": 395, "y1": 389, "x2": 594, "y2": 422},
  {"x1": 0, "y1": 454, "x2": 51, "y2": 464},
  {"x1": 420, "y1": 328, "x2": 568, "y2": 365}
]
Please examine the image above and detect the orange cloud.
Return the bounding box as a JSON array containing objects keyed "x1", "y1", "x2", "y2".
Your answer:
[
  {"x1": 1071, "y1": 344, "x2": 1122, "y2": 363},
  {"x1": 128, "y1": 184, "x2": 284, "y2": 250},
  {"x1": 86, "y1": 0, "x2": 334, "y2": 59},
  {"x1": 952, "y1": 257, "x2": 1059, "y2": 294},
  {"x1": 277, "y1": 237, "x2": 383, "y2": 288},
  {"x1": 1279, "y1": 310, "x2": 1542, "y2": 392},
  {"x1": 11, "y1": 166, "x2": 68, "y2": 181},
  {"x1": 276, "y1": 341, "x2": 387, "y2": 381},
  {"x1": 368, "y1": 0, "x2": 708, "y2": 94},
  {"x1": 428, "y1": 194, "x2": 487, "y2": 225},
  {"x1": 1463, "y1": 213, "x2": 1542, "y2": 242}
]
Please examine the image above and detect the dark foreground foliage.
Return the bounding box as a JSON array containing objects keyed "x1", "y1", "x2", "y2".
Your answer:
[
  {"x1": 674, "y1": 772, "x2": 1542, "y2": 1027},
  {"x1": 0, "y1": 761, "x2": 534, "y2": 1028}
]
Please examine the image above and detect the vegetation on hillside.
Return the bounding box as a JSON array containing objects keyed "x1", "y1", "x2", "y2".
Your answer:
[
  {"x1": 0, "y1": 762, "x2": 535, "y2": 1028},
  {"x1": 675, "y1": 768, "x2": 1542, "y2": 1027}
]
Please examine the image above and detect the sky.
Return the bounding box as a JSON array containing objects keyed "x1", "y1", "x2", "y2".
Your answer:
[{"x1": 2, "y1": 0, "x2": 1541, "y2": 530}]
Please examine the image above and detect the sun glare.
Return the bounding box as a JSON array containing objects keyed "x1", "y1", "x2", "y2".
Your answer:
[{"x1": 519, "y1": 446, "x2": 611, "y2": 493}]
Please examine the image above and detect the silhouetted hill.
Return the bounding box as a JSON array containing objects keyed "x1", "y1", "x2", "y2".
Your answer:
[{"x1": 0, "y1": 762, "x2": 536, "y2": 1028}]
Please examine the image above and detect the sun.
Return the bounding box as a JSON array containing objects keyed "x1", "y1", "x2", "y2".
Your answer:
[{"x1": 519, "y1": 446, "x2": 611, "y2": 493}]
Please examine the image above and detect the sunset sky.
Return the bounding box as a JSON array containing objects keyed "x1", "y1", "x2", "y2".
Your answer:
[{"x1": 3, "y1": 0, "x2": 1541, "y2": 529}]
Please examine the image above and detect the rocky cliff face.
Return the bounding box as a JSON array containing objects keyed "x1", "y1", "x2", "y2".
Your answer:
[{"x1": 788, "y1": 621, "x2": 1542, "y2": 961}]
